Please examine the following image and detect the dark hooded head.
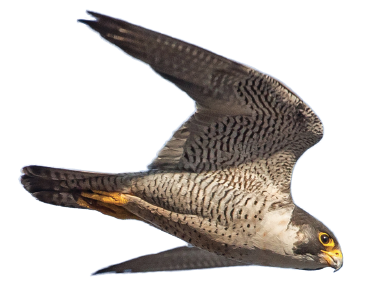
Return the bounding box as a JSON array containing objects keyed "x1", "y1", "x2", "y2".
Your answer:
[{"x1": 290, "y1": 206, "x2": 343, "y2": 271}]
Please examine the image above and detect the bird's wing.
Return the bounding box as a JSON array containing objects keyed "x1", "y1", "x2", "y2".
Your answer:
[
  {"x1": 93, "y1": 246, "x2": 245, "y2": 274},
  {"x1": 79, "y1": 12, "x2": 323, "y2": 189}
]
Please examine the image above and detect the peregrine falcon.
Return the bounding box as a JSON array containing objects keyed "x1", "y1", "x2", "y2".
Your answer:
[{"x1": 21, "y1": 11, "x2": 343, "y2": 274}]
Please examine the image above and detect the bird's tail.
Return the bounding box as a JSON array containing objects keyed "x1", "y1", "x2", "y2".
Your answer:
[{"x1": 21, "y1": 165, "x2": 139, "y2": 219}]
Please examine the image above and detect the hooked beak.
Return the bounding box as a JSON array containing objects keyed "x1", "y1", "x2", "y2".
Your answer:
[{"x1": 320, "y1": 249, "x2": 343, "y2": 272}]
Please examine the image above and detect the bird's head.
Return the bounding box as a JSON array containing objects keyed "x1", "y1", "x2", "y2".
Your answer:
[{"x1": 290, "y1": 206, "x2": 343, "y2": 271}]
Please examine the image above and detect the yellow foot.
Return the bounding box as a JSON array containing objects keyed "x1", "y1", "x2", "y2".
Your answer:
[
  {"x1": 76, "y1": 197, "x2": 140, "y2": 220},
  {"x1": 80, "y1": 190, "x2": 129, "y2": 206}
]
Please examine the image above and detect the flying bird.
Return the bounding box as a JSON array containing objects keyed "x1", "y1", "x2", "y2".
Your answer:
[{"x1": 21, "y1": 11, "x2": 343, "y2": 274}]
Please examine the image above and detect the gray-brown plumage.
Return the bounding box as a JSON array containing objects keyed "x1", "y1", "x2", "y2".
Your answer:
[
  {"x1": 21, "y1": 11, "x2": 342, "y2": 273},
  {"x1": 93, "y1": 246, "x2": 243, "y2": 275}
]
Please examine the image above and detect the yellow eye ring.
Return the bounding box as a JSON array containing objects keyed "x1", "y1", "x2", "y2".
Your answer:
[{"x1": 319, "y1": 232, "x2": 335, "y2": 247}]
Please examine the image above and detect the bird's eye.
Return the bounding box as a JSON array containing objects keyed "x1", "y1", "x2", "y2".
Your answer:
[
  {"x1": 321, "y1": 234, "x2": 329, "y2": 244},
  {"x1": 319, "y1": 232, "x2": 334, "y2": 247}
]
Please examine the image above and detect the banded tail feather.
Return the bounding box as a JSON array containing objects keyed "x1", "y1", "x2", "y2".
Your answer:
[{"x1": 21, "y1": 165, "x2": 132, "y2": 211}]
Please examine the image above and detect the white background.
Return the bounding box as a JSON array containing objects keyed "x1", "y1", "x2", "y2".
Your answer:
[{"x1": 2, "y1": 0, "x2": 369, "y2": 297}]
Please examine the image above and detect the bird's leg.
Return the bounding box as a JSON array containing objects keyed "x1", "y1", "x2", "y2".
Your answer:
[
  {"x1": 76, "y1": 191, "x2": 141, "y2": 220},
  {"x1": 80, "y1": 190, "x2": 130, "y2": 206}
]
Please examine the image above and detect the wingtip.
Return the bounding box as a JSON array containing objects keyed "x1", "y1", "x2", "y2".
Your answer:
[
  {"x1": 77, "y1": 11, "x2": 101, "y2": 25},
  {"x1": 92, "y1": 265, "x2": 113, "y2": 275},
  {"x1": 92, "y1": 268, "x2": 130, "y2": 275},
  {"x1": 86, "y1": 10, "x2": 100, "y2": 17},
  {"x1": 91, "y1": 270, "x2": 103, "y2": 276},
  {"x1": 85, "y1": 11, "x2": 110, "y2": 20},
  {"x1": 77, "y1": 19, "x2": 93, "y2": 25}
]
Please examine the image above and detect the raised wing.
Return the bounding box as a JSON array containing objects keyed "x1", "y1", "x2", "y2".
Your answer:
[
  {"x1": 79, "y1": 12, "x2": 323, "y2": 189},
  {"x1": 93, "y1": 246, "x2": 244, "y2": 274}
]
